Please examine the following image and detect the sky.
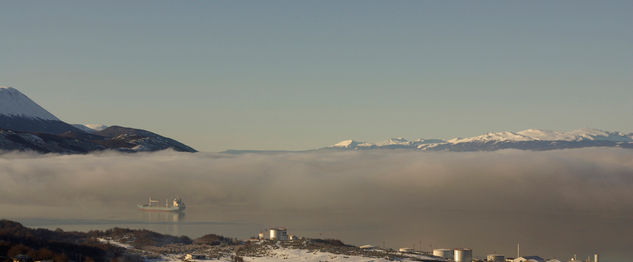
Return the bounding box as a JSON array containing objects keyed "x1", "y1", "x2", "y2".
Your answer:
[{"x1": 1, "y1": 1, "x2": 632, "y2": 152}]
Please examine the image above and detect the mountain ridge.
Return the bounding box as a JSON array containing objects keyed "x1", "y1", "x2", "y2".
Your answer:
[
  {"x1": 0, "y1": 86, "x2": 196, "y2": 153},
  {"x1": 326, "y1": 128, "x2": 633, "y2": 152},
  {"x1": 223, "y1": 128, "x2": 633, "y2": 154}
]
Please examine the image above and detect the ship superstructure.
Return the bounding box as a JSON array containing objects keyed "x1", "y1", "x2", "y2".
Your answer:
[{"x1": 137, "y1": 197, "x2": 185, "y2": 212}]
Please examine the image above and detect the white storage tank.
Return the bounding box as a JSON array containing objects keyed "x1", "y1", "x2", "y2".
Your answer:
[
  {"x1": 487, "y1": 254, "x2": 504, "y2": 262},
  {"x1": 269, "y1": 227, "x2": 288, "y2": 240},
  {"x1": 454, "y1": 248, "x2": 472, "y2": 262},
  {"x1": 269, "y1": 228, "x2": 278, "y2": 240},
  {"x1": 433, "y1": 249, "x2": 454, "y2": 260}
]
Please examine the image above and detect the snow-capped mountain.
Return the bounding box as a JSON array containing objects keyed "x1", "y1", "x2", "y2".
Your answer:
[
  {"x1": 446, "y1": 129, "x2": 633, "y2": 144},
  {"x1": 224, "y1": 129, "x2": 633, "y2": 154},
  {"x1": 328, "y1": 138, "x2": 446, "y2": 150},
  {"x1": 0, "y1": 86, "x2": 196, "y2": 153},
  {"x1": 0, "y1": 86, "x2": 82, "y2": 134},
  {"x1": 0, "y1": 86, "x2": 59, "y2": 120},
  {"x1": 330, "y1": 140, "x2": 375, "y2": 149},
  {"x1": 325, "y1": 129, "x2": 633, "y2": 152}
]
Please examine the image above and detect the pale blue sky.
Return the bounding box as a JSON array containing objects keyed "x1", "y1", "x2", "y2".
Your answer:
[{"x1": 1, "y1": 1, "x2": 632, "y2": 152}]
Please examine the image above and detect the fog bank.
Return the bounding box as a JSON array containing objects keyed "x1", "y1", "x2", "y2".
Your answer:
[{"x1": 2, "y1": 148, "x2": 633, "y2": 261}]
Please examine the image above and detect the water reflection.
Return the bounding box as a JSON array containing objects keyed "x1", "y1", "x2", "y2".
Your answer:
[
  {"x1": 139, "y1": 211, "x2": 185, "y2": 224},
  {"x1": 138, "y1": 211, "x2": 185, "y2": 236}
]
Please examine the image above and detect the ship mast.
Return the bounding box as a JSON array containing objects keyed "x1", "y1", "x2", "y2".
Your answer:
[{"x1": 148, "y1": 197, "x2": 159, "y2": 206}]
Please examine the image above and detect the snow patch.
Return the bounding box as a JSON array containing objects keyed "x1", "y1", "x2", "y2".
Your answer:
[
  {"x1": 73, "y1": 124, "x2": 109, "y2": 133},
  {"x1": 96, "y1": 238, "x2": 133, "y2": 249},
  {"x1": 329, "y1": 140, "x2": 374, "y2": 149}
]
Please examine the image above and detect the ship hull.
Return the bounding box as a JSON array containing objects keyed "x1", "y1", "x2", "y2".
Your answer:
[{"x1": 137, "y1": 204, "x2": 185, "y2": 212}]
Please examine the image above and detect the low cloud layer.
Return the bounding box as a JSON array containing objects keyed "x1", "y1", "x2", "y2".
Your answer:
[
  {"x1": 1, "y1": 149, "x2": 633, "y2": 260},
  {"x1": 2, "y1": 149, "x2": 633, "y2": 212}
]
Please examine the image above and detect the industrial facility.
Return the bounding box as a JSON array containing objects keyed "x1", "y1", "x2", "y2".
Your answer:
[
  {"x1": 512, "y1": 256, "x2": 545, "y2": 262},
  {"x1": 432, "y1": 248, "x2": 472, "y2": 262},
  {"x1": 257, "y1": 227, "x2": 295, "y2": 241},
  {"x1": 486, "y1": 254, "x2": 504, "y2": 262},
  {"x1": 428, "y1": 247, "x2": 598, "y2": 262},
  {"x1": 433, "y1": 248, "x2": 454, "y2": 260}
]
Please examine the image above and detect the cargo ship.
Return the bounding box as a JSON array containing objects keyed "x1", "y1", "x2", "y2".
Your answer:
[{"x1": 137, "y1": 197, "x2": 185, "y2": 212}]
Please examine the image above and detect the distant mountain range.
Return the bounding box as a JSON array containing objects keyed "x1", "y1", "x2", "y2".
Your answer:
[
  {"x1": 323, "y1": 128, "x2": 633, "y2": 152},
  {"x1": 0, "y1": 86, "x2": 196, "y2": 153},
  {"x1": 4, "y1": 86, "x2": 631, "y2": 154},
  {"x1": 224, "y1": 128, "x2": 633, "y2": 154}
]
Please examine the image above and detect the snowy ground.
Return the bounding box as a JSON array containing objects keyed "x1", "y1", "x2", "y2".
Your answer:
[
  {"x1": 96, "y1": 237, "x2": 133, "y2": 249},
  {"x1": 96, "y1": 237, "x2": 444, "y2": 262},
  {"x1": 147, "y1": 248, "x2": 421, "y2": 262},
  {"x1": 146, "y1": 247, "x2": 444, "y2": 262},
  {"x1": 243, "y1": 248, "x2": 395, "y2": 262}
]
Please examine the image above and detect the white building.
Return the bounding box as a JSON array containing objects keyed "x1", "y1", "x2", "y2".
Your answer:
[
  {"x1": 433, "y1": 249, "x2": 453, "y2": 260},
  {"x1": 513, "y1": 256, "x2": 545, "y2": 262},
  {"x1": 487, "y1": 254, "x2": 505, "y2": 262}
]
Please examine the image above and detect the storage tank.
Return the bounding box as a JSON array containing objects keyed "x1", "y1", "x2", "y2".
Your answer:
[
  {"x1": 454, "y1": 248, "x2": 472, "y2": 262},
  {"x1": 486, "y1": 254, "x2": 504, "y2": 262},
  {"x1": 269, "y1": 228, "x2": 279, "y2": 240},
  {"x1": 433, "y1": 249, "x2": 454, "y2": 260},
  {"x1": 269, "y1": 228, "x2": 288, "y2": 240}
]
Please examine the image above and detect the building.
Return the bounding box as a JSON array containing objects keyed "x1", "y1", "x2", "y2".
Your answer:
[
  {"x1": 487, "y1": 254, "x2": 505, "y2": 262},
  {"x1": 513, "y1": 256, "x2": 545, "y2": 262}
]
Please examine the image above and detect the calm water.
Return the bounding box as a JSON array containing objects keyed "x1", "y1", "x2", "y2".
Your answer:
[{"x1": 5, "y1": 204, "x2": 631, "y2": 262}]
